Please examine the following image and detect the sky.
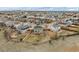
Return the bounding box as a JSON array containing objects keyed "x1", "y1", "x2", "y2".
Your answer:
[
  {"x1": 0, "y1": 0, "x2": 78, "y2": 7},
  {"x1": 0, "y1": 0, "x2": 78, "y2": 11}
]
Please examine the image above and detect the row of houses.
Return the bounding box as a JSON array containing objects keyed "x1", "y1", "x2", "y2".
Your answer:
[
  {"x1": 0, "y1": 17, "x2": 79, "y2": 34},
  {"x1": 0, "y1": 12, "x2": 79, "y2": 34},
  {"x1": 58, "y1": 17, "x2": 79, "y2": 26}
]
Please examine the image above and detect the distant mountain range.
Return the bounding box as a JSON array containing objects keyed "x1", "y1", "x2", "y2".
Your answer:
[{"x1": 0, "y1": 7, "x2": 79, "y2": 11}]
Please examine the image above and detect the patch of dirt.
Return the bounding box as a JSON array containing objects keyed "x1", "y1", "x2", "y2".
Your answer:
[{"x1": 0, "y1": 30, "x2": 79, "y2": 51}]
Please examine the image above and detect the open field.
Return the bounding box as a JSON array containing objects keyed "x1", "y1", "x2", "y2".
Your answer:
[{"x1": 0, "y1": 30, "x2": 79, "y2": 52}]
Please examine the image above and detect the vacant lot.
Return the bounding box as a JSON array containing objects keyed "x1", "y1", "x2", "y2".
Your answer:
[{"x1": 0, "y1": 30, "x2": 79, "y2": 52}]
